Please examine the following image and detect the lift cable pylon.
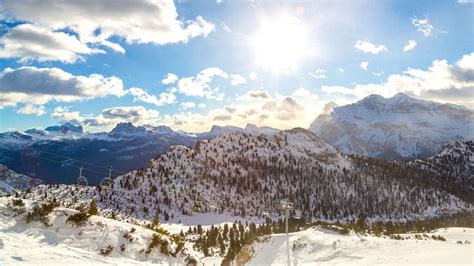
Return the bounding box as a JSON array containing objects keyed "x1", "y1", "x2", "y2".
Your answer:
[
  {"x1": 100, "y1": 166, "x2": 114, "y2": 190},
  {"x1": 77, "y1": 166, "x2": 88, "y2": 186}
]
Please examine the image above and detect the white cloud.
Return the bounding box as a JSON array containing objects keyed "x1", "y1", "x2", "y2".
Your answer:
[
  {"x1": 230, "y1": 74, "x2": 247, "y2": 86},
  {"x1": 16, "y1": 104, "x2": 46, "y2": 116},
  {"x1": 1, "y1": 0, "x2": 215, "y2": 61},
  {"x1": 239, "y1": 90, "x2": 271, "y2": 101},
  {"x1": 51, "y1": 106, "x2": 83, "y2": 124},
  {"x1": 0, "y1": 24, "x2": 104, "y2": 63},
  {"x1": 221, "y1": 22, "x2": 231, "y2": 32},
  {"x1": 180, "y1": 101, "x2": 196, "y2": 109},
  {"x1": 338, "y1": 68, "x2": 344, "y2": 73},
  {"x1": 458, "y1": 0, "x2": 474, "y2": 4},
  {"x1": 162, "y1": 73, "x2": 179, "y2": 85},
  {"x1": 291, "y1": 88, "x2": 319, "y2": 101},
  {"x1": 354, "y1": 40, "x2": 387, "y2": 54},
  {"x1": 161, "y1": 88, "x2": 321, "y2": 133},
  {"x1": 372, "y1": 71, "x2": 384, "y2": 76},
  {"x1": 321, "y1": 86, "x2": 356, "y2": 95},
  {"x1": 129, "y1": 87, "x2": 176, "y2": 107},
  {"x1": 403, "y1": 40, "x2": 417, "y2": 52},
  {"x1": 412, "y1": 17, "x2": 433, "y2": 37},
  {"x1": 52, "y1": 105, "x2": 160, "y2": 128},
  {"x1": 360, "y1": 61, "x2": 369, "y2": 70},
  {"x1": 198, "y1": 103, "x2": 206, "y2": 108},
  {"x1": 0, "y1": 66, "x2": 126, "y2": 108},
  {"x1": 248, "y1": 72, "x2": 258, "y2": 81},
  {"x1": 176, "y1": 67, "x2": 228, "y2": 99},
  {"x1": 308, "y1": 69, "x2": 327, "y2": 79},
  {"x1": 322, "y1": 53, "x2": 474, "y2": 108}
]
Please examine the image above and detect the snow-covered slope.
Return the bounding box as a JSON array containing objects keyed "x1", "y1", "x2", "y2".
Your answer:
[
  {"x1": 249, "y1": 227, "x2": 473, "y2": 265},
  {"x1": 25, "y1": 128, "x2": 471, "y2": 225},
  {"x1": 2, "y1": 196, "x2": 471, "y2": 265},
  {"x1": 0, "y1": 164, "x2": 42, "y2": 195},
  {"x1": 310, "y1": 93, "x2": 474, "y2": 160},
  {"x1": 0, "y1": 197, "x2": 188, "y2": 265}
]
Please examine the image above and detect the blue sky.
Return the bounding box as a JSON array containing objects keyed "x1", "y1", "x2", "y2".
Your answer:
[{"x1": 0, "y1": 0, "x2": 472, "y2": 132}]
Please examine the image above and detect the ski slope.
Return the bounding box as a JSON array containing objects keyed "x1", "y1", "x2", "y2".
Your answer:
[
  {"x1": 250, "y1": 227, "x2": 473, "y2": 265},
  {"x1": 1, "y1": 197, "x2": 472, "y2": 265}
]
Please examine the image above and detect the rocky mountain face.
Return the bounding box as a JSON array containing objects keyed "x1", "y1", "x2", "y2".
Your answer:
[
  {"x1": 309, "y1": 93, "x2": 474, "y2": 160},
  {"x1": 0, "y1": 164, "x2": 42, "y2": 195},
  {"x1": 45, "y1": 122, "x2": 83, "y2": 134},
  {"x1": 408, "y1": 138, "x2": 474, "y2": 188},
  {"x1": 26, "y1": 128, "x2": 472, "y2": 225},
  {"x1": 0, "y1": 122, "x2": 197, "y2": 184},
  {"x1": 0, "y1": 122, "x2": 280, "y2": 185}
]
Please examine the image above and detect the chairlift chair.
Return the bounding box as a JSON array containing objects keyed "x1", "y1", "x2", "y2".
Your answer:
[
  {"x1": 100, "y1": 167, "x2": 114, "y2": 190},
  {"x1": 77, "y1": 166, "x2": 88, "y2": 186}
]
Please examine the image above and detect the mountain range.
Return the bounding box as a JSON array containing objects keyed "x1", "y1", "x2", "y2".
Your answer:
[
  {"x1": 0, "y1": 122, "x2": 279, "y2": 184},
  {"x1": 1, "y1": 93, "x2": 472, "y2": 184},
  {"x1": 26, "y1": 128, "x2": 472, "y2": 224},
  {"x1": 310, "y1": 93, "x2": 473, "y2": 160}
]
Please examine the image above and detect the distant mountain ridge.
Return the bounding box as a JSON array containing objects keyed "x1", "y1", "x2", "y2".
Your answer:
[
  {"x1": 0, "y1": 122, "x2": 280, "y2": 184},
  {"x1": 309, "y1": 93, "x2": 473, "y2": 160},
  {"x1": 0, "y1": 164, "x2": 42, "y2": 195}
]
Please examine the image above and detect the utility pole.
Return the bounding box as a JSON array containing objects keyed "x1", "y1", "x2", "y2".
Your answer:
[{"x1": 280, "y1": 200, "x2": 294, "y2": 266}]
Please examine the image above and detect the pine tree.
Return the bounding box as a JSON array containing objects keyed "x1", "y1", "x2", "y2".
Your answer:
[
  {"x1": 89, "y1": 199, "x2": 98, "y2": 215},
  {"x1": 152, "y1": 212, "x2": 160, "y2": 226}
]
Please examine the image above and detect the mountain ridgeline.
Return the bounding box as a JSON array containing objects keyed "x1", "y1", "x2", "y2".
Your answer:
[
  {"x1": 27, "y1": 128, "x2": 473, "y2": 225},
  {"x1": 309, "y1": 93, "x2": 473, "y2": 160}
]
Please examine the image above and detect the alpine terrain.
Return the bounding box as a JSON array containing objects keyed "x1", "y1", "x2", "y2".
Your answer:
[{"x1": 309, "y1": 93, "x2": 474, "y2": 160}]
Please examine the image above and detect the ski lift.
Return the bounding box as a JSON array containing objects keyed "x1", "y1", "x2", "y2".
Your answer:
[
  {"x1": 77, "y1": 166, "x2": 88, "y2": 186},
  {"x1": 100, "y1": 167, "x2": 114, "y2": 190}
]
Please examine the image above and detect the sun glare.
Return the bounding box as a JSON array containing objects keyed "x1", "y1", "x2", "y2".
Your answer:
[{"x1": 252, "y1": 16, "x2": 309, "y2": 72}]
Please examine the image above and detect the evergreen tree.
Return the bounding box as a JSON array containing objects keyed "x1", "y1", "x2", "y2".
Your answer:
[{"x1": 89, "y1": 199, "x2": 98, "y2": 215}]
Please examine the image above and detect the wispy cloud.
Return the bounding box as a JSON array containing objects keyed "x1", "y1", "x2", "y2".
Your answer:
[
  {"x1": 412, "y1": 17, "x2": 434, "y2": 36},
  {"x1": 355, "y1": 40, "x2": 387, "y2": 54},
  {"x1": 309, "y1": 69, "x2": 327, "y2": 79},
  {"x1": 322, "y1": 53, "x2": 474, "y2": 108},
  {"x1": 403, "y1": 40, "x2": 417, "y2": 52}
]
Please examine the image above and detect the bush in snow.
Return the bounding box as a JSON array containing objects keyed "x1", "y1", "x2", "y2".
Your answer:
[
  {"x1": 66, "y1": 211, "x2": 91, "y2": 226},
  {"x1": 25, "y1": 200, "x2": 58, "y2": 226},
  {"x1": 88, "y1": 199, "x2": 98, "y2": 215},
  {"x1": 100, "y1": 245, "x2": 113, "y2": 256}
]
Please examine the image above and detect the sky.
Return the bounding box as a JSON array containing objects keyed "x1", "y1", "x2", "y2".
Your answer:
[{"x1": 0, "y1": 0, "x2": 472, "y2": 133}]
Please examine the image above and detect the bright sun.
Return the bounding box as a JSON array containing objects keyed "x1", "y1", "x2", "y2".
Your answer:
[{"x1": 252, "y1": 16, "x2": 309, "y2": 72}]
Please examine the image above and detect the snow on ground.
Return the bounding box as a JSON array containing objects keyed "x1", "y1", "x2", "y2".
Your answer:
[
  {"x1": 250, "y1": 227, "x2": 474, "y2": 265},
  {"x1": 0, "y1": 198, "x2": 185, "y2": 265},
  {"x1": 159, "y1": 212, "x2": 263, "y2": 234},
  {"x1": 1, "y1": 197, "x2": 472, "y2": 265}
]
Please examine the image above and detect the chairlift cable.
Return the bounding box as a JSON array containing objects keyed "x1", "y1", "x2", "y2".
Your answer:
[{"x1": 24, "y1": 147, "x2": 130, "y2": 175}]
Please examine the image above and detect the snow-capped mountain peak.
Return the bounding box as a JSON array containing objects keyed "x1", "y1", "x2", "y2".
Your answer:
[
  {"x1": 44, "y1": 122, "x2": 83, "y2": 134},
  {"x1": 322, "y1": 102, "x2": 338, "y2": 114},
  {"x1": 310, "y1": 93, "x2": 473, "y2": 160}
]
